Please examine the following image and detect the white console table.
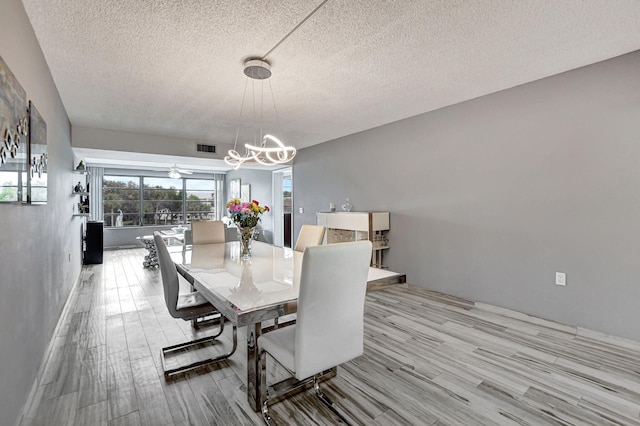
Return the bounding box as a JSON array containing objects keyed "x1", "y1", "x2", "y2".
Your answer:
[{"x1": 316, "y1": 211, "x2": 390, "y2": 268}]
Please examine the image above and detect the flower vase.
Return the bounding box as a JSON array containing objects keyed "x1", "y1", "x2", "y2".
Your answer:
[{"x1": 237, "y1": 225, "x2": 256, "y2": 259}]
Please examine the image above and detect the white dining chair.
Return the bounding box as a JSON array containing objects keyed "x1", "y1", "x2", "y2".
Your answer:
[
  {"x1": 191, "y1": 220, "x2": 226, "y2": 245},
  {"x1": 293, "y1": 224, "x2": 326, "y2": 252},
  {"x1": 257, "y1": 240, "x2": 372, "y2": 425},
  {"x1": 270, "y1": 225, "x2": 326, "y2": 329},
  {"x1": 154, "y1": 232, "x2": 237, "y2": 377},
  {"x1": 183, "y1": 228, "x2": 193, "y2": 247},
  {"x1": 184, "y1": 221, "x2": 225, "y2": 327}
]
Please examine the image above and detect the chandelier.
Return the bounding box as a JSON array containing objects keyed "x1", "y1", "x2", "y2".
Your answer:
[{"x1": 224, "y1": 58, "x2": 296, "y2": 169}]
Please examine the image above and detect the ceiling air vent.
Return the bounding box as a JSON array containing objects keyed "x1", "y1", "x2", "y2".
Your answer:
[{"x1": 196, "y1": 143, "x2": 216, "y2": 154}]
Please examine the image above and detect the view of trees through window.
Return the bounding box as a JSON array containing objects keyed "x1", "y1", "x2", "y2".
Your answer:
[
  {"x1": 103, "y1": 175, "x2": 220, "y2": 227},
  {"x1": 104, "y1": 176, "x2": 141, "y2": 227},
  {"x1": 142, "y1": 177, "x2": 183, "y2": 226},
  {"x1": 185, "y1": 179, "x2": 217, "y2": 221}
]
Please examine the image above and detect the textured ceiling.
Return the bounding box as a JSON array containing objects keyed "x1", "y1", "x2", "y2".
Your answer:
[{"x1": 21, "y1": 0, "x2": 640, "y2": 162}]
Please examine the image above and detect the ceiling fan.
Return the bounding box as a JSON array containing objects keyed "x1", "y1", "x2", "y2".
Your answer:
[{"x1": 167, "y1": 164, "x2": 193, "y2": 179}]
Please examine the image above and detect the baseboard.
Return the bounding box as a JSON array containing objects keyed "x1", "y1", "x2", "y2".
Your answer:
[
  {"x1": 14, "y1": 272, "x2": 83, "y2": 426},
  {"x1": 366, "y1": 271, "x2": 406, "y2": 292}
]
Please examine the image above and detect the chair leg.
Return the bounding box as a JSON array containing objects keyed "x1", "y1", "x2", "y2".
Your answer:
[
  {"x1": 162, "y1": 324, "x2": 238, "y2": 378},
  {"x1": 260, "y1": 362, "x2": 347, "y2": 425},
  {"x1": 259, "y1": 348, "x2": 274, "y2": 425},
  {"x1": 261, "y1": 399, "x2": 275, "y2": 426},
  {"x1": 313, "y1": 376, "x2": 354, "y2": 426},
  {"x1": 192, "y1": 312, "x2": 223, "y2": 329},
  {"x1": 260, "y1": 375, "x2": 352, "y2": 426}
]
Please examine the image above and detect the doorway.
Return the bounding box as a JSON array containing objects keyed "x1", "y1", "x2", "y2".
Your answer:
[{"x1": 272, "y1": 167, "x2": 293, "y2": 248}]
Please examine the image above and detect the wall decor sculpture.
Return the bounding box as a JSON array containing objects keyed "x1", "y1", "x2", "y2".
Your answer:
[
  {"x1": 28, "y1": 100, "x2": 47, "y2": 204},
  {"x1": 0, "y1": 55, "x2": 29, "y2": 203}
]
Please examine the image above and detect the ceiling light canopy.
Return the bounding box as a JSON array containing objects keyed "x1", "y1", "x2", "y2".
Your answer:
[
  {"x1": 243, "y1": 59, "x2": 272, "y2": 80},
  {"x1": 224, "y1": 59, "x2": 296, "y2": 169}
]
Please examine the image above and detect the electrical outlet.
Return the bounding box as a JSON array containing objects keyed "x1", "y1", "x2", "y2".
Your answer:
[
  {"x1": 298, "y1": 207, "x2": 304, "y2": 214},
  {"x1": 555, "y1": 272, "x2": 566, "y2": 286}
]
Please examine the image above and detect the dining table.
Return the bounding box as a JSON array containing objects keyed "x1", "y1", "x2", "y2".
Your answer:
[{"x1": 172, "y1": 240, "x2": 405, "y2": 412}]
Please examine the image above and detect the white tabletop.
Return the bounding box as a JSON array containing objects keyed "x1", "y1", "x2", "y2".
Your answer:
[{"x1": 174, "y1": 241, "x2": 404, "y2": 327}]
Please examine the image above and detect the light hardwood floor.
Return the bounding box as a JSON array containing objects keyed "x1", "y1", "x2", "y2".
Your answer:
[{"x1": 20, "y1": 248, "x2": 640, "y2": 425}]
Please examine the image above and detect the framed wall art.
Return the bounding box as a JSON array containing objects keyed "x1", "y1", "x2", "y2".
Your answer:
[
  {"x1": 241, "y1": 183, "x2": 251, "y2": 202},
  {"x1": 28, "y1": 100, "x2": 47, "y2": 204},
  {"x1": 229, "y1": 178, "x2": 241, "y2": 200},
  {"x1": 0, "y1": 56, "x2": 29, "y2": 203}
]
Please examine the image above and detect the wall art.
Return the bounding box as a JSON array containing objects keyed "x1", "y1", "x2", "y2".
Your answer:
[
  {"x1": 28, "y1": 100, "x2": 47, "y2": 204},
  {"x1": 241, "y1": 183, "x2": 251, "y2": 202},
  {"x1": 0, "y1": 56, "x2": 29, "y2": 203},
  {"x1": 229, "y1": 178, "x2": 241, "y2": 200}
]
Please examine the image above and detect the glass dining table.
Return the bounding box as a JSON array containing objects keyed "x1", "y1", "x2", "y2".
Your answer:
[{"x1": 173, "y1": 240, "x2": 405, "y2": 412}]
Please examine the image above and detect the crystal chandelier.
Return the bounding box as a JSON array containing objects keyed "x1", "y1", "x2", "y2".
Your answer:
[{"x1": 224, "y1": 59, "x2": 296, "y2": 169}]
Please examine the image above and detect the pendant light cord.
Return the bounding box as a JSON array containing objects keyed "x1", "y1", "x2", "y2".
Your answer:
[
  {"x1": 233, "y1": 73, "x2": 269, "y2": 150},
  {"x1": 268, "y1": 78, "x2": 281, "y2": 130},
  {"x1": 261, "y1": 0, "x2": 330, "y2": 60},
  {"x1": 258, "y1": 0, "x2": 330, "y2": 140},
  {"x1": 233, "y1": 77, "x2": 250, "y2": 150}
]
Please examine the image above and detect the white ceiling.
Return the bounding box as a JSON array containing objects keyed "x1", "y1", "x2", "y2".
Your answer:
[{"x1": 22, "y1": 0, "x2": 640, "y2": 170}]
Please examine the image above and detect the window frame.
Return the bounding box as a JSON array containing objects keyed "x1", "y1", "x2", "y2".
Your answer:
[{"x1": 102, "y1": 173, "x2": 223, "y2": 228}]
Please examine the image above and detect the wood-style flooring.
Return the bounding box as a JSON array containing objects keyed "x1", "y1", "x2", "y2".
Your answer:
[{"x1": 20, "y1": 248, "x2": 640, "y2": 425}]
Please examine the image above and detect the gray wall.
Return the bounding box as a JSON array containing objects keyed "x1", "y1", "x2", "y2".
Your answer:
[
  {"x1": 294, "y1": 50, "x2": 640, "y2": 341},
  {"x1": 104, "y1": 225, "x2": 238, "y2": 248},
  {"x1": 226, "y1": 169, "x2": 274, "y2": 243},
  {"x1": 0, "y1": 1, "x2": 80, "y2": 424},
  {"x1": 105, "y1": 225, "x2": 182, "y2": 248}
]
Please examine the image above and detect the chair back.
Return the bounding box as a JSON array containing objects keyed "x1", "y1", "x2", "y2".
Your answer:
[
  {"x1": 183, "y1": 228, "x2": 193, "y2": 246},
  {"x1": 191, "y1": 220, "x2": 225, "y2": 245},
  {"x1": 154, "y1": 232, "x2": 180, "y2": 318},
  {"x1": 294, "y1": 240, "x2": 372, "y2": 379},
  {"x1": 294, "y1": 225, "x2": 326, "y2": 252}
]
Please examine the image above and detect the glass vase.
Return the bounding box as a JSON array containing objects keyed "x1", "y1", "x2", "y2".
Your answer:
[{"x1": 237, "y1": 225, "x2": 256, "y2": 259}]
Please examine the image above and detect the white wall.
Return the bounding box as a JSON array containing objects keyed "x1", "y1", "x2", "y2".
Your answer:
[
  {"x1": 0, "y1": 1, "x2": 79, "y2": 424},
  {"x1": 294, "y1": 50, "x2": 640, "y2": 341},
  {"x1": 73, "y1": 125, "x2": 235, "y2": 161}
]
